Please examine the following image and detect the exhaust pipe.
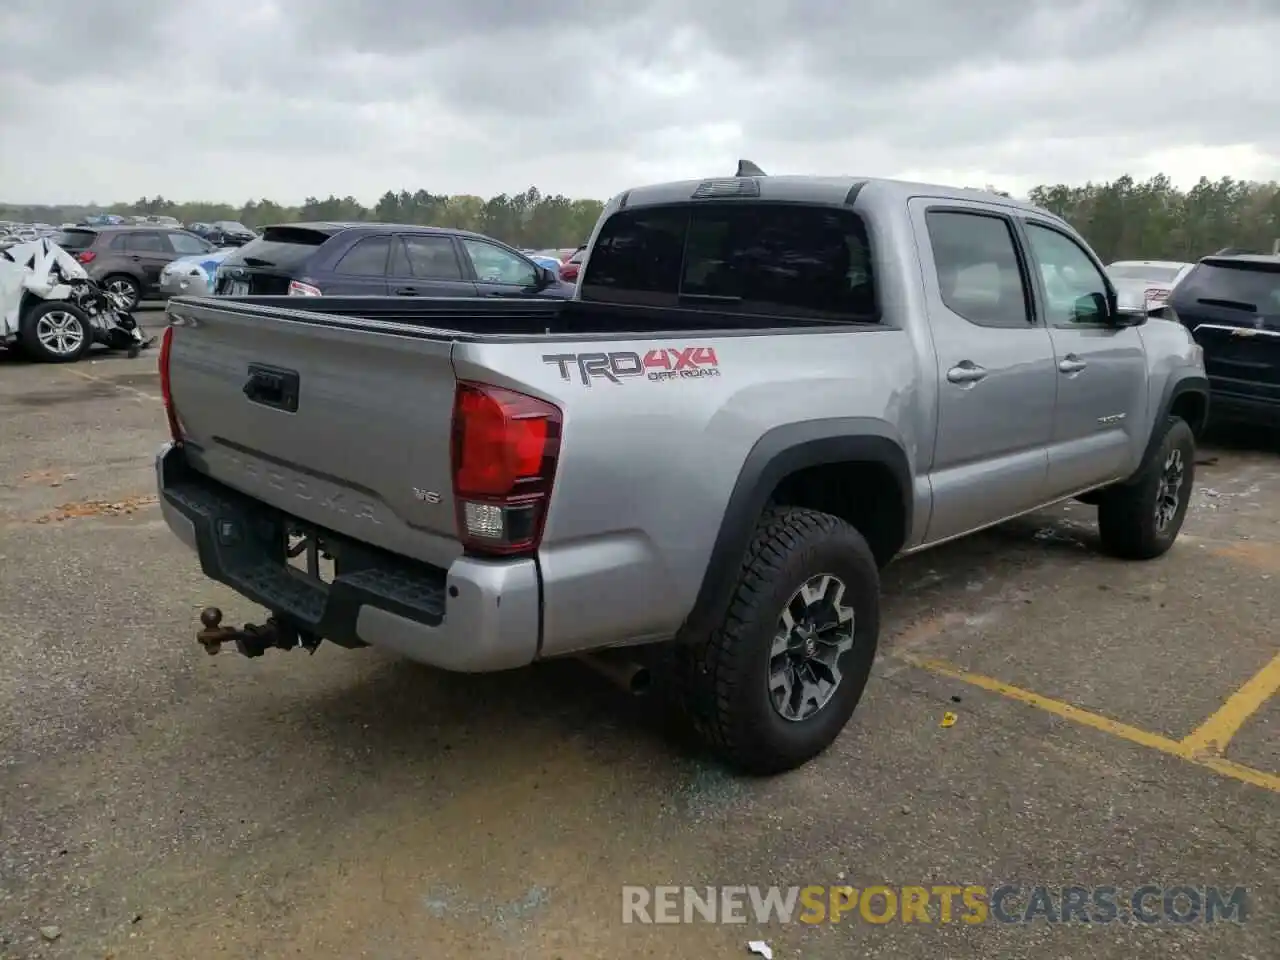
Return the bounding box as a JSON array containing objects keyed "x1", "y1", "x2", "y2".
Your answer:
[{"x1": 577, "y1": 652, "x2": 652, "y2": 696}]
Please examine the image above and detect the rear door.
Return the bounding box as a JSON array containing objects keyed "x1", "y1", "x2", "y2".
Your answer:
[
  {"x1": 387, "y1": 234, "x2": 477, "y2": 297},
  {"x1": 1020, "y1": 219, "x2": 1149, "y2": 495},
  {"x1": 909, "y1": 200, "x2": 1058, "y2": 542},
  {"x1": 459, "y1": 237, "x2": 545, "y2": 298},
  {"x1": 314, "y1": 235, "x2": 391, "y2": 295},
  {"x1": 1173, "y1": 258, "x2": 1280, "y2": 410}
]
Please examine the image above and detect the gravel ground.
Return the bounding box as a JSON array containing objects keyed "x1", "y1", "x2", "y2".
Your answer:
[{"x1": 1, "y1": 323, "x2": 1276, "y2": 959}]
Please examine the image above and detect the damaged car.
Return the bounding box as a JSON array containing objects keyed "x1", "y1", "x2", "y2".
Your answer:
[{"x1": 0, "y1": 237, "x2": 153, "y2": 362}]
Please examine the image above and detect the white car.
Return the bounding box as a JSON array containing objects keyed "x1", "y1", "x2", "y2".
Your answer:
[
  {"x1": 159, "y1": 247, "x2": 236, "y2": 297},
  {"x1": 1107, "y1": 260, "x2": 1193, "y2": 312}
]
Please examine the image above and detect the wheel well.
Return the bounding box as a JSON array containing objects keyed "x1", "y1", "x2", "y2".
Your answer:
[
  {"x1": 1170, "y1": 390, "x2": 1208, "y2": 438},
  {"x1": 770, "y1": 461, "x2": 907, "y2": 566}
]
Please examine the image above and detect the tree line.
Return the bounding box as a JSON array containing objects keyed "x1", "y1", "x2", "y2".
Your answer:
[{"x1": 3, "y1": 175, "x2": 1278, "y2": 261}]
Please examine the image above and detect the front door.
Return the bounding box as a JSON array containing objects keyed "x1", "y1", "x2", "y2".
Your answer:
[
  {"x1": 910, "y1": 200, "x2": 1058, "y2": 544},
  {"x1": 1019, "y1": 219, "x2": 1149, "y2": 496},
  {"x1": 388, "y1": 234, "x2": 477, "y2": 297}
]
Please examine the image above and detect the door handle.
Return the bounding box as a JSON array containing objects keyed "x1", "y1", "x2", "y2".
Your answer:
[
  {"x1": 393, "y1": 286, "x2": 419, "y2": 296},
  {"x1": 946, "y1": 361, "x2": 988, "y2": 384},
  {"x1": 1058, "y1": 355, "x2": 1087, "y2": 374}
]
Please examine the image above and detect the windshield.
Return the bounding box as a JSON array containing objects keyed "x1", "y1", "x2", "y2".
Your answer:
[
  {"x1": 214, "y1": 222, "x2": 252, "y2": 232},
  {"x1": 1108, "y1": 263, "x2": 1183, "y2": 283}
]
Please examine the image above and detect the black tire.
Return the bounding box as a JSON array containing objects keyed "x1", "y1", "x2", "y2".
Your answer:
[
  {"x1": 674, "y1": 506, "x2": 881, "y2": 775},
  {"x1": 102, "y1": 274, "x2": 141, "y2": 311},
  {"x1": 1097, "y1": 417, "x2": 1196, "y2": 560},
  {"x1": 19, "y1": 301, "x2": 93, "y2": 363}
]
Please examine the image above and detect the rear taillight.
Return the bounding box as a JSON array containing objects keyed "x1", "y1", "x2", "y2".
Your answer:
[
  {"x1": 559, "y1": 264, "x2": 579, "y2": 282},
  {"x1": 288, "y1": 280, "x2": 322, "y2": 297},
  {"x1": 75, "y1": 250, "x2": 96, "y2": 264},
  {"x1": 158, "y1": 325, "x2": 182, "y2": 443},
  {"x1": 1144, "y1": 287, "x2": 1169, "y2": 302},
  {"x1": 451, "y1": 382, "x2": 561, "y2": 556}
]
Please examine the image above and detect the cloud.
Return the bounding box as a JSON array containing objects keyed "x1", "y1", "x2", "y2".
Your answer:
[{"x1": 1, "y1": 0, "x2": 1277, "y2": 205}]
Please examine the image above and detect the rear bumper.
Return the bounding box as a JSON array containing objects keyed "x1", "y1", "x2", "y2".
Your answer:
[{"x1": 155, "y1": 442, "x2": 541, "y2": 672}]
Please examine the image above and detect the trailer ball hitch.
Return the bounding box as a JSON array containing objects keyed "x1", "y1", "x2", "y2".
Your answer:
[{"x1": 197, "y1": 607, "x2": 319, "y2": 657}]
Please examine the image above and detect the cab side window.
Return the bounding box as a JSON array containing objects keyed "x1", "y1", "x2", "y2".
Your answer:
[
  {"x1": 1024, "y1": 223, "x2": 1111, "y2": 325},
  {"x1": 925, "y1": 210, "x2": 1031, "y2": 328}
]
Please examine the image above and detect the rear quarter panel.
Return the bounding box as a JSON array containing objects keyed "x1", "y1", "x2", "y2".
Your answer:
[{"x1": 455, "y1": 324, "x2": 930, "y2": 658}]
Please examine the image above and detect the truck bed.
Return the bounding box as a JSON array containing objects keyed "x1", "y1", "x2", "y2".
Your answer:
[{"x1": 167, "y1": 294, "x2": 864, "y2": 340}]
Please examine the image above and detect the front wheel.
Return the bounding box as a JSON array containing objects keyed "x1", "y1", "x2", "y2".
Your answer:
[
  {"x1": 20, "y1": 301, "x2": 93, "y2": 363},
  {"x1": 1096, "y1": 417, "x2": 1196, "y2": 560},
  {"x1": 676, "y1": 506, "x2": 881, "y2": 775}
]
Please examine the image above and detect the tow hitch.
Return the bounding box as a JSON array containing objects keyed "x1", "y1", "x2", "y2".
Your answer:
[{"x1": 197, "y1": 607, "x2": 321, "y2": 658}]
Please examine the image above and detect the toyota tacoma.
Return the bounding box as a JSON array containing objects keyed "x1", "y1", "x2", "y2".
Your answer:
[{"x1": 155, "y1": 168, "x2": 1209, "y2": 774}]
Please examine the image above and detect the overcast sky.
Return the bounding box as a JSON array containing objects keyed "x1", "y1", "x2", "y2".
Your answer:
[{"x1": 2, "y1": 0, "x2": 1277, "y2": 206}]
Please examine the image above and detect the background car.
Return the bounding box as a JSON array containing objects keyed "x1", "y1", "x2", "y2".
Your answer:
[
  {"x1": 52, "y1": 224, "x2": 216, "y2": 309},
  {"x1": 213, "y1": 222, "x2": 572, "y2": 299},
  {"x1": 1106, "y1": 259, "x2": 1193, "y2": 311},
  {"x1": 189, "y1": 220, "x2": 257, "y2": 247},
  {"x1": 159, "y1": 247, "x2": 236, "y2": 297},
  {"x1": 1165, "y1": 253, "x2": 1280, "y2": 427},
  {"x1": 558, "y1": 244, "x2": 587, "y2": 283}
]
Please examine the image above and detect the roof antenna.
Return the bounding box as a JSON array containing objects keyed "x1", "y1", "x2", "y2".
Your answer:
[{"x1": 735, "y1": 159, "x2": 767, "y2": 177}]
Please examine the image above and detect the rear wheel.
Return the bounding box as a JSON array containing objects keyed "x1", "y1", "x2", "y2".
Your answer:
[
  {"x1": 103, "y1": 274, "x2": 141, "y2": 311},
  {"x1": 675, "y1": 506, "x2": 880, "y2": 775},
  {"x1": 20, "y1": 301, "x2": 93, "y2": 363}
]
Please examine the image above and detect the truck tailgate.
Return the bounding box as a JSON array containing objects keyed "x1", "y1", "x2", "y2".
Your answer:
[{"x1": 166, "y1": 302, "x2": 463, "y2": 569}]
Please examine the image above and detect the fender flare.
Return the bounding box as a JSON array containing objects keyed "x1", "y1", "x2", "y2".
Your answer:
[
  {"x1": 681, "y1": 418, "x2": 913, "y2": 638},
  {"x1": 1127, "y1": 374, "x2": 1209, "y2": 484}
]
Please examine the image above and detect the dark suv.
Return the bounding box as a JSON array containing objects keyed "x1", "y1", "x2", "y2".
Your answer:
[
  {"x1": 211, "y1": 222, "x2": 572, "y2": 299},
  {"x1": 1165, "y1": 254, "x2": 1280, "y2": 426},
  {"x1": 54, "y1": 225, "x2": 216, "y2": 309}
]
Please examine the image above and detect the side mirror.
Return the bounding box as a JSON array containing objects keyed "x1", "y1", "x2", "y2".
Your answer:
[{"x1": 535, "y1": 264, "x2": 557, "y2": 288}]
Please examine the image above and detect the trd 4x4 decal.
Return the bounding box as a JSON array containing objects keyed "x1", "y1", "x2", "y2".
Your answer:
[{"x1": 543, "y1": 347, "x2": 720, "y2": 386}]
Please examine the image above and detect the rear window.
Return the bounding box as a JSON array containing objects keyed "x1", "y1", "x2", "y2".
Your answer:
[
  {"x1": 222, "y1": 226, "x2": 332, "y2": 271},
  {"x1": 1175, "y1": 261, "x2": 1280, "y2": 315},
  {"x1": 54, "y1": 229, "x2": 97, "y2": 251},
  {"x1": 1108, "y1": 264, "x2": 1183, "y2": 283},
  {"x1": 580, "y1": 203, "x2": 877, "y2": 321}
]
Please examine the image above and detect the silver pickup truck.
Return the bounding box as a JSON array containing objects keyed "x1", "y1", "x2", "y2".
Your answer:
[{"x1": 155, "y1": 172, "x2": 1209, "y2": 775}]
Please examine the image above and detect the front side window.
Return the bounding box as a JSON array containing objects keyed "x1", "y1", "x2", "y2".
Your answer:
[
  {"x1": 461, "y1": 239, "x2": 537, "y2": 286},
  {"x1": 1025, "y1": 223, "x2": 1111, "y2": 325},
  {"x1": 168, "y1": 231, "x2": 210, "y2": 255},
  {"x1": 581, "y1": 203, "x2": 877, "y2": 320}
]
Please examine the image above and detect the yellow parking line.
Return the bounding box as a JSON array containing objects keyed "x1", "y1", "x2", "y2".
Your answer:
[
  {"x1": 900, "y1": 654, "x2": 1280, "y2": 794},
  {"x1": 62, "y1": 366, "x2": 161, "y2": 403},
  {"x1": 1181, "y1": 650, "x2": 1280, "y2": 757}
]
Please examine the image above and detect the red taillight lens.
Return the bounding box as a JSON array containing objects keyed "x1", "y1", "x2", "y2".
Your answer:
[
  {"x1": 75, "y1": 251, "x2": 96, "y2": 264},
  {"x1": 1144, "y1": 287, "x2": 1169, "y2": 302},
  {"x1": 158, "y1": 325, "x2": 182, "y2": 442},
  {"x1": 559, "y1": 264, "x2": 579, "y2": 282},
  {"x1": 451, "y1": 381, "x2": 561, "y2": 555}
]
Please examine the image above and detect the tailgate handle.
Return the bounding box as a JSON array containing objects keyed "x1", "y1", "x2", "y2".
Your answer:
[{"x1": 244, "y1": 364, "x2": 300, "y2": 413}]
